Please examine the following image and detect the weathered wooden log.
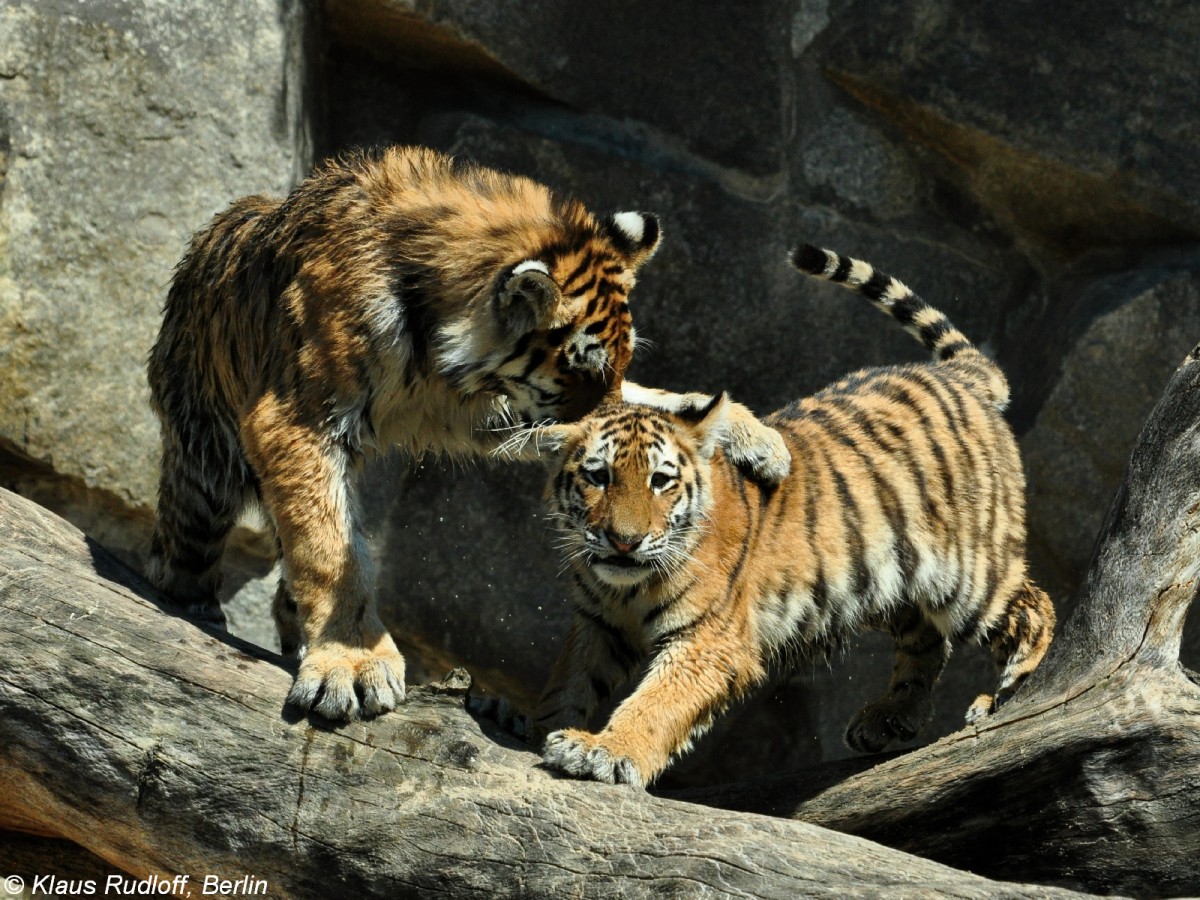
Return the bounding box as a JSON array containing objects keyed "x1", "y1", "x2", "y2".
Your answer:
[
  {"x1": 675, "y1": 346, "x2": 1200, "y2": 896},
  {"x1": 0, "y1": 487, "x2": 1083, "y2": 899}
]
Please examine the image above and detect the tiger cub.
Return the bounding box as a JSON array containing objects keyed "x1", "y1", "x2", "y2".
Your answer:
[
  {"x1": 529, "y1": 243, "x2": 1055, "y2": 787},
  {"x1": 150, "y1": 146, "x2": 660, "y2": 723},
  {"x1": 149, "y1": 145, "x2": 790, "y2": 723}
]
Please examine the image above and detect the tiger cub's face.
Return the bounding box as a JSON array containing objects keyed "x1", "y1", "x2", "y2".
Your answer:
[
  {"x1": 449, "y1": 212, "x2": 662, "y2": 427},
  {"x1": 541, "y1": 396, "x2": 728, "y2": 587}
]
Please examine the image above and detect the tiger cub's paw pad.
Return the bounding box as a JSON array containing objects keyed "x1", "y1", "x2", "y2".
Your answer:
[
  {"x1": 542, "y1": 730, "x2": 645, "y2": 788},
  {"x1": 845, "y1": 697, "x2": 929, "y2": 754},
  {"x1": 287, "y1": 642, "x2": 407, "y2": 722},
  {"x1": 965, "y1": 692, "x2": 995, "y2": 725}
]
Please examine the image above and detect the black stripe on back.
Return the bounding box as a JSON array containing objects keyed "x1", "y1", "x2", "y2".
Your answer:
[
  {"x1": 832, "y1": 467, "x2": 870, "y2": 597},
  {"x1": 803, "y1": 401, "x2": 917, "y2": 588},
  {"x1": 722, "y1": 471, "x2": 757, "y2": 602},
  {"x1": 829, "y1": 396, "x2": 939, "y2": 532}
]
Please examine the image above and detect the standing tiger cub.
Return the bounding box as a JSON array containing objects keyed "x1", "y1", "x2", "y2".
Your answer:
[
  {"x1": 530, "y1": 243, "x2": 1055, "y2": 787},
  {"x1": 146, "y1": 146, "x2": 673, "y2": 723},
  {"x1": 149, "y1": 145, "x2": 789, "y2": 723}
]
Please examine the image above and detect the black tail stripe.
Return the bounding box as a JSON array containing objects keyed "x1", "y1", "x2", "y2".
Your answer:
[
  {"x1": 891, "y1": 295, "x2": 923, "y2": 326},
  {"x1": 791, "y1": 243, "x2": 829, "y2": 273},
  {"x1": 938, "y1": 340, "x2": 972, "y2": 360},
  {"x1": 921, "y1": 318, "x2": 953, "y2": 350},
  {"x1": 861, "y1": 270, "x2": 892, "y2": 302}
]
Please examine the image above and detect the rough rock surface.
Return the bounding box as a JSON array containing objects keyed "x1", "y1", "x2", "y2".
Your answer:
[
  {"x1": 0, "y1": 0, "x2": 313, "y2": 531},
  {"x1": 2, "y1": 0, "x2": 1199, "y2": 787}
]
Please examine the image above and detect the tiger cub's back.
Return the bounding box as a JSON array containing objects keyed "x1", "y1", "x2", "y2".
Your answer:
[{"x1": 759, "y1": 350, "x2": 1028, "y2": 652}]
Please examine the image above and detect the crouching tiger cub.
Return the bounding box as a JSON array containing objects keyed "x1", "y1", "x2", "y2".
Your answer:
[
  {"x1": 528, "y1": 243, "x2": 1055, "y2": 787},
  {"x1": 148, "y1": 145, "x2": 789, "y2": 723}
]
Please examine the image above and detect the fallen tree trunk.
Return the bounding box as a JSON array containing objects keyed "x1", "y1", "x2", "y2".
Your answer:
[
  {"x1": 676, "y1": 345, "x2": 1200, "y2": 896},
  {"x1": 0, "y1": 489, "x2": 1081, "y2": 898}
]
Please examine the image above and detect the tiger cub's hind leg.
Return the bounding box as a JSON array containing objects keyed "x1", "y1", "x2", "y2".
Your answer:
[
  {"x1": 530, "y1": 612, "x2": 644, "y2": 747},
  {"x1": 845, "y1": 608, "x2": 951, "y2": 754},
  {"x1": 967, "y1": 579, "x2": 1056, "y2": 723},
  {"x1": 147, "y1": 428, "x2": 248, "y2": 629}
]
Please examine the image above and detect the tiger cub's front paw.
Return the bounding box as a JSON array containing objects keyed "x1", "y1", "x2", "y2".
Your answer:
[
  {"x1": 287, "y1": 635, "x2": 407, "y2": 722},
  {"x1": 965, "y1": 692, "x2": 995, "y2": 725},
  {"x1": 542, "y1": 729, "x2": 646, "y2": 788},
  {"x1": 724, "y1": 412, "x2": 791, "y2": 485}
]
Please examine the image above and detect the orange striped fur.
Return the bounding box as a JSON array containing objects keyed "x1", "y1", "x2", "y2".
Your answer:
[
  {"x1": 147, "y1": 146, "x2": 666, "y2": 722},
  {"x1": 531, "y1": 244, "x2": 1055, "y2": 787}
]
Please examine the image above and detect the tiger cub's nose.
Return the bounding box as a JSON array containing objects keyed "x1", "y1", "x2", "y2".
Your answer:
[{"x1": 606, "y1": 531, "x2": 644, "y2": 554}]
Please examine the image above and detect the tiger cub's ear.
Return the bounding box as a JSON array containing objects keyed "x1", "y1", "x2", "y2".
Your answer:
[
  {"x1": 534, "y1": 422, "x2": 585, "y2": 463},
  {"x1": 601, "y1": 212, "x2": 662, "y2": 268},
  {"x1": 497, "y1": 260, "x2": 562, "y2": 335},
  {"x1": 675, "y1": 392, "x2": 730, "y2": 461}
]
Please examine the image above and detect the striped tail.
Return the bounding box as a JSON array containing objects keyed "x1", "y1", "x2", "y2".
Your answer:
[{"x1": 790, "y1": 243, "x2": 1009, "y2": 408}]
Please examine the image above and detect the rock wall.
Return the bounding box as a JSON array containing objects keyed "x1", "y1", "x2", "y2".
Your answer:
[
  {"x1": 0, "y1": 0, "x2": 315, "y2": 643},
  {"x1": 2, "y1": 0, "x2": 1198, "y2": 785}
]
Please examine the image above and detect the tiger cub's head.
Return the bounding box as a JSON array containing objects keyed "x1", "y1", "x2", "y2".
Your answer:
[
  {"x1": 442, "y1": 210, "x2": 661, "y2": 428},
  {"x1": 539, "y1": 395, "x2": 730, "y2": 587}
]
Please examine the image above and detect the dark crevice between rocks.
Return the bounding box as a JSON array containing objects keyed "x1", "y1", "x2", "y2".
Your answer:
[
  {"x1": 1002, "y1": 248, "x2": 1200, "y2": 436},
  {"x1": 0, "y1": 114, "x2": 10, "y2": 206},
  {"x1": 317, "y1": 0, "x2": 565, "y2": 166},
  {"x1": 316, "y1": 5, "x2": 783, "y2": 203},
  {"x1": 277, "y1": 0, "x2": 322, "y2": 189},
  {"x1": 322, "y1": 0, "x2": 536, "y2": 94}
]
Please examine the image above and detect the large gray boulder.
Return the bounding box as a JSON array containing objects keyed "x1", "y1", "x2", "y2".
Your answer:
[{"x1": 812, "y1": 0, "x2": 1200, "y2": 257}]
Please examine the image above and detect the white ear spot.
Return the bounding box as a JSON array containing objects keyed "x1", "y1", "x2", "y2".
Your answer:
[
  {"x1": 610, "y1": 211, "x2": 645, "y2": 244},
  {"x1": 512, "y1": 259, "x2": 550, "y2": 277}
]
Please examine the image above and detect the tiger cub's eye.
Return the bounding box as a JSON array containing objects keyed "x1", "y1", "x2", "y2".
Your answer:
[{"x1": 583, "y1": 467, "x2": 610, "y2": 488}]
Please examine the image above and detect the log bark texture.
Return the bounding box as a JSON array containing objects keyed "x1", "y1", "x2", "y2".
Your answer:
[
  {"x1": 676, "y1": 346, "x2": 1200, "y2": 896},
  {"x1": 0, "y1": 488, "x2": 1082, "y2": 899}
]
